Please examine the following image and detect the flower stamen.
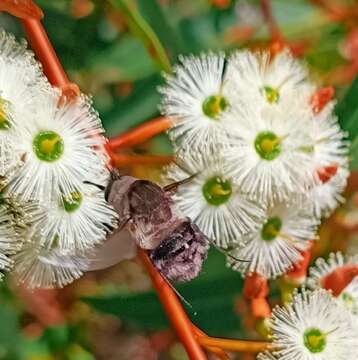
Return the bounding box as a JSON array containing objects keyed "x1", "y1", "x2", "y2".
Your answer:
[
  {"x1": 0, "y1": 98, "x2": 10, "y2": 130},
  {"x1": 33, "y1": 130, "x2": 64, "y2": 162},
  {"x1": 303, "y1": 328, "x2": 327, "y2": 353},
  {"x1": 202, "y1": 176, "x2": 232, "y2": 206},
  {"x1": 62, "y1": 191, "x2": 82, "y2": 213},
  {"x1": 261, "y1": 216, "x2": 282, "y2": 241},
  {"x1": 255, "y1": 132, "x2": 282, "y2": 160},
  {"x1": 202, "y1": 95, "x2": 228, "y2": 119},
  {"x1": 261, "y1": 85, "x2": 280, "y2": 104}
]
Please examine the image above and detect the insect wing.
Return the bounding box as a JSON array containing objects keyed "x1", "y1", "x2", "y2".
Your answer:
[{"x1": 129, "y1": 180, "x2": 179, "y2": 249}]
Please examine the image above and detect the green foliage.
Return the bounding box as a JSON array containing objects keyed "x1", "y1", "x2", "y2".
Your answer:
[
  {"x1": 336, "y1": 75, "x2": 358, "y2": 169},
  {"x1": 84, "y1": 249, "x2": 244, "y2": 336},
  {"x1": 110, "y1": 0, "x2": 172, "y2": 73}
]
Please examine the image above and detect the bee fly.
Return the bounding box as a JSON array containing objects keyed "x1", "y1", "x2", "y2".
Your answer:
[{"x1": 104, "y1": 172, "x2": 209, "y2": 282}]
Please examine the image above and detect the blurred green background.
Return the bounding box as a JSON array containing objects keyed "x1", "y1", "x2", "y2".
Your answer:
[{"x1": 1, "y1": 0, "x2": 358, "y2": 359}]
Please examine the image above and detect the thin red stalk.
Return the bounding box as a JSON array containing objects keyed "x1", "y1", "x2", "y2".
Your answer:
[
  {"x1": 192, "y1": 325, "x2": 230, "y2": 360},
  {"x1": 138, "y1": 249, "x2": 208, "y2": 360},
  {"x1": 108, "y1": 117, "x2": 172, "y2": 150},
  {"x1": 21, "y1": 18, "x2": 69, "y2": 89},
  {"x1": 198, "y1": 337, "x2": 270, "y2": 353},
  {"x1": 111, "y1": 153, "x2": 174, "y2": 167}
]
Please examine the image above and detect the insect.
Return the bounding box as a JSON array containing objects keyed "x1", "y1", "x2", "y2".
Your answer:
[{"x1": 105, "y1": 172, "x2": 209, "y2": 282}]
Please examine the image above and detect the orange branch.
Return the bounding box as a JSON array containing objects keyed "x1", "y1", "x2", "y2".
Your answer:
[
  {"x1": 138, "y1": 249, "x2": 208, "y2": 360},
  {"x1": 21, "y1": 18, "x2": 69, "y2": 88},
  {"x1": 20, "y1": 14, "x2": 79, "y2": 101},
  {"x1": 192, "y1": 326, "x2": 230, "y2": 360},
  {"x1": 197, "y1": 337, "x2": 270, "y2": 353},
  {"x1": 108, "y1": 117, "x2": 172, "y2": 150},
  {"x1": 111, "y1": 153, "x2": 173, "y2": 167}
]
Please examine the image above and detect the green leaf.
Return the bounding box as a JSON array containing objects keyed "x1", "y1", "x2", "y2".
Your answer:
[
  {"x1": 110, "y1": 0, "x2": 172, "y2": 73},
  {"x1": 87, "y1": 35, "x2": 157, "y2": 82},
  {"x1": 335, "y1": 75, "x2": 358, "y2": 169},
  {"x1": 336, "y1": 75, "x2": 358, "y2": 138},
  {"x1": 84, "y1": 250, "x2": 243, "y2": 336},
  {"x1": 137, "y1": 0, "x2": 184, "y2": 58},
  {"x1": 101, "y1": 75, "x2": 161, "y2": 137},
  {"x1": 0, "y1": 304, "x2": 25, "y2": 359}
]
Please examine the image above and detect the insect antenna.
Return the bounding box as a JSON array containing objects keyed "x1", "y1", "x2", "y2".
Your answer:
[
  {"x1": 83, "y1": 181, "x2": 105, "y2": 191},
  {"x1": 159, "y1": 271, "x2": 196, "y2": 313}
]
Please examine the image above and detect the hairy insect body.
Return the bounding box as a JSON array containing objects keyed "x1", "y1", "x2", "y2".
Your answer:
[
  {"x1": 107, "y1": 175, "x2": 209, "y2": 282},
  {"x1": 150, "y1": 220, "x2": 208, "y2": 282}
]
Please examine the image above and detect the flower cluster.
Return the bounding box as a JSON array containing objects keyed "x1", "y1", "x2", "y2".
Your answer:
[
  {"x1": 258, "y1": 288, "x2": 358, "y2": 360},
  {"x1": 160, "y1": 50, "x2": 349, "y2": 280},
  {"x1": 0, "y1": 30, "x2": 117, "y2": 288},
  {"x1": 257, "y1": 253, "x2": 358, "y2": 359}
]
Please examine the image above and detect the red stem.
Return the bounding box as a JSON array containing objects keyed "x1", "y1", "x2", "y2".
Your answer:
[
  {"x1": 21, "y1": 18, "x2": 69, "y2": 89},
  {"x1": 111, "y1": 153, "x2": 174, "y2": 167},
  {"x1": 138, "y1": 249, "x2": 208, "y2": 360},
  {"x1": 108, "y1": 117, "x2": 172, "y2": 150}
]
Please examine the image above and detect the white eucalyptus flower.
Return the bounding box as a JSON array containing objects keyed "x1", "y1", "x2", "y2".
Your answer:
[
  {"x1": 0, "y1": 206, "x2": 22, "y2": 277},
  {"x1": 257, "y1": 352, "x2": 277, "y2": 360},
  {"x1": 165, "y1": 150, "x2": 264, "y2": 248},
  {"x1": 226, "y1": 49, "x2": 314, "y2": 108},
  {"x1": 159, "y1": 53, "x2": 232, "y2": 149},
  {"x1": 34, "y1": 183, "x2": 118, "y2": 251},
  {"x1": 0, "y1": 30, "x2": 49, "y2": 178},
  {"x1": 12, "y1": 240, "x2": 88, "y2": 289},
  {"x1": 337, "y1": 276, "x2": 358, "y2": 318},
  {"x1": 306, "y1": 252, "x2": 358, "y2": 290},
  {"x1": 228, "y1": 201, "x2": 319, "y2": 278},
  {"x1": 224, "y1": 96, "x2": 316, "y2": 204},
  {"x1": 270, "y1": 289, "x2": 358, "y2": 360},
  {"x1": 307, "y1": 101, "x2": 349, "y2": 217},
  {"x1": 310, "y1": 101, "x2": 348, "y2": 172},
  {"x1": 310, "y1": 165, "x2": 349, "y2": 219},
  {"x1": 8, "y1": 90, "x2": 107, "y2": 201}
]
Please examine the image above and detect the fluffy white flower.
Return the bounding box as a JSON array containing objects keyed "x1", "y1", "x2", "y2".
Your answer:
[
  {"x1": 12, "y1": 240, "x2": 88, "y2": 289},
  {"x1": 224, "y1": 96, "x2": 316, "y2": 204},
  {"x1": 337, "y1": 276, "x2": 358, "y2": 318},
  {"x1": 226, "y1": 49, "x2": 314, "y2": 108},
  {"x1": 34, "y1": 183, "x2": 118, "y2": 251},
  {"x1": 0, "y1": 206, "x2": 22, "y2": 277},
  {"x1": 307, "y1": 101, "x2": 349, "y2": 217},
  {"x1": 8, "y1": 90, "x2": 107, "y2": 201},
  {"x1": 269, "y1": 289, "x2": 358, "y2": 360},
  {"x1": 306, "y1": 252, "x2": 358, "y2": 290},
  {"x1": 310, "y1": 101, "x2": 348, "y2": 172},
  {"x1": 228, "y1": 201, "x2": 319, "y2": 278},
  {"x1": 165, "y1": 150, "x2": 264, "y2": 247},
  {"x1": 310, "y1": 165, "x2": 349, "y2": 218},
  {"x1": 0, "y1": 30, "x2": 49, "y2": 178},
  {"x1": 257, "y1": 352, "x2": 277, "y2": 360},
  {"x1": 159, "y1": 53, "x2": 232, "y2": 149}
]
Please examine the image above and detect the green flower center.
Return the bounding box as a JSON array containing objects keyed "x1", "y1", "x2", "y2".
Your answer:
[
  {"x1": 33, "y1": 131, "x2": 64, "y2": 162},
  {"x1": 341, "y1": 292, "x2": 357, "y2": 312},
  {"x1": 62, "y1": 192, "x2": 82, "y2": 213},
  {"x1": 202, "y1": 95, "x2": 228, "y2": 119},
  {"x1": 202, "y1": 176, "x2": 232, "y2": 206},
  {"x1": 303, "y1": 328, "x2": 327, "y2": 353},
  {"x1": 261, "y1": 85, "x2": 280, "y2": 104},
  {"x1": 261, "y1": 217, "x2": 282, "y2": 241},
  {"x1": 254, "y1": 131, "x2": 281, "y2": 160},
  {"x1": 0, "y1": 98, "x2": 11, "y2": 130}
]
